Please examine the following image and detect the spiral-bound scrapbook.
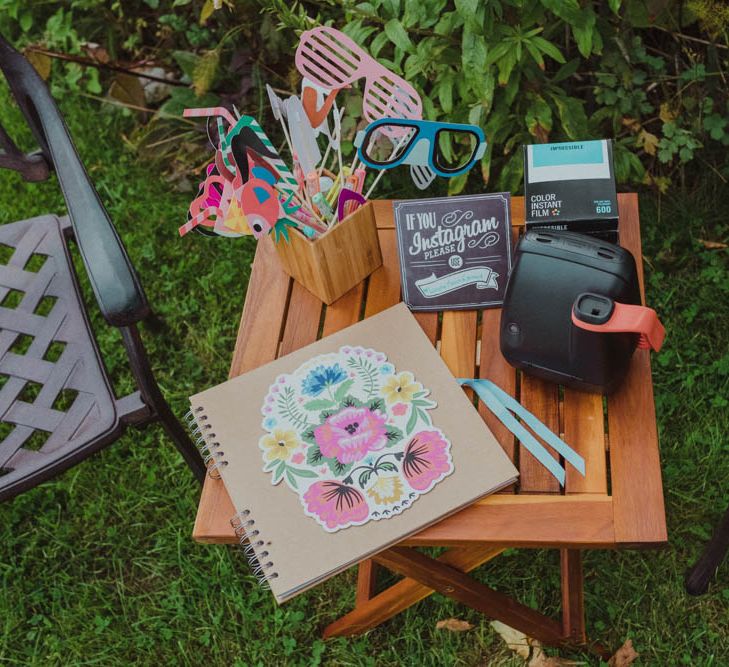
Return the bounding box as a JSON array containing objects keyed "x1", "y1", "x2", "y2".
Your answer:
[{"x1": 187, "y1": 303, "x2": 518, "y2": 603}]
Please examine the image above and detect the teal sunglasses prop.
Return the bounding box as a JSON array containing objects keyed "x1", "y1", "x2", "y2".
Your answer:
[{"x1": 354, "y1": 118, "x2": 486, "y2": 179}]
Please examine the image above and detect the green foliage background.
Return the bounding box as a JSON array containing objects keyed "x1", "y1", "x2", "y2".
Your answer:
[
  {"x1": 0, "y1": 2, "x2": 728, "y2": 665},
  {"x1": 0, "y1": 0, "x2": 728, "y2": 198}
]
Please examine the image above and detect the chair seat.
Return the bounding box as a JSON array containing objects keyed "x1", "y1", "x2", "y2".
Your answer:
[{"x1": 0, "y1": 214, "x2": 119, "y2": 499}]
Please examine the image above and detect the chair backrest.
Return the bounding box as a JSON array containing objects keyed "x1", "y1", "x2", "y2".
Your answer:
[{"x1": 0, "y1": 35, "x2": 150, "y2": 327}]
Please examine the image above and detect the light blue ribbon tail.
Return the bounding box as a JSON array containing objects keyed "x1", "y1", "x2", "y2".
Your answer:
[
  {"x1": 458, "y1": 378, "x2": 586, "y2": 486},
  {"x1": 475, "y1": 379, "x2": 586, "y2": 477}
]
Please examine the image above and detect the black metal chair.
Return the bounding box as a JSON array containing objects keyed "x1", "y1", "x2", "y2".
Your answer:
[
  {"x1": 685, "y1": 504, "x2": 729, "y2": 595},
  {"x1": 0, "y1": 36, "x2": 205, "y2": 501}
]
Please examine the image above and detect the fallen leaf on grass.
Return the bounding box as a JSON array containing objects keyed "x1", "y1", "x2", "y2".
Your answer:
[
  {"x1": 490, "y1": 621, "x2": 583, "y2": 666},
  {"x1": 529, "y1": 644, "x2": 582, "y2": 666},
  {"x1": 490, "y1": 620, "x2": 531, "y2": 659},
  {"x1": 608, "y1": 639, "x2": 639, "y2": 667},
  {"x1": 699, "y1": 239, "x2": 728, "y2": 250},
  {"x1": 436, "y1": 618, "x2": 474, "y2": 632}
]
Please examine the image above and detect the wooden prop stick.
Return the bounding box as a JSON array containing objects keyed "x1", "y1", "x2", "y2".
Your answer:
[
  {"x1": 348, "y1": 153, "x2": 360, "y2": 178},
  {"x1": 277, "y1": 117, "x2": 297, "y2": 168},
  {"x1": 318, "y1": 141, "x2": 333, "y2": 179},
  {"x1": 334, "y1": 103, "x2": 345, "y2": 183},
  {"x1": 363, "y1": 131, "x2": 412, "y2": 200},
  {"x1": 266, "y1": 85, "x2": 298, "y2": 167}
]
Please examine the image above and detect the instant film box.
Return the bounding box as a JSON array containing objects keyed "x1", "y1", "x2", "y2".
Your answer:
[{"x1": 523, "y1": 139, "x2": 619, "y2": 243}]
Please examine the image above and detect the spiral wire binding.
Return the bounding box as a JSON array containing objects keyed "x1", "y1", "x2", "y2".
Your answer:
[
  {"x1": 185, "y1": 407, "x2": 277, "y2": 588},
  {"x1": 184, "y1": 407, "x2": 229, "y2": 479},
  {"x1": 230, "y1": 510, "x2": 279, "y2": 588}
]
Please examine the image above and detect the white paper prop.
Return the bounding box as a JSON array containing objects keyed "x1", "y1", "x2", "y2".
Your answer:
[
  {"x1": 410, "y1": 164, "x2": 436, "y2": 190},
  {"x1": 259, "y1": 346, "x2": 454, "y2": 532},
  {"x1": 283, "y1": 95, "x2": 321, "y2": 177}
]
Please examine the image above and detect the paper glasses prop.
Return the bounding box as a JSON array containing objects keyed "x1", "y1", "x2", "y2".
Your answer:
[
  {"x1": 295, "y1": 26, "x2": 422, "y2": 126},
  {"x1": 295, "y1": 28, "x2": 437, "y2": 190},
  {"x1": 355, "y1": 119, "x2": 486, "y2": 179}
]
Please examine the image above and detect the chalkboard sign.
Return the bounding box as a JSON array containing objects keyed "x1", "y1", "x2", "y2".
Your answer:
[{"x1": 393, "y1": 193, "x2": 512, "y2": 311}]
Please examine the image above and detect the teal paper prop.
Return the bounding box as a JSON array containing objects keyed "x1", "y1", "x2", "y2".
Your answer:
[{"x1": 355, "y1": 118, "x2": 486, "y2": 178}]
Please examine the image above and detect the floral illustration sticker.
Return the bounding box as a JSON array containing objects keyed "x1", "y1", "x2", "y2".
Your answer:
[{"x1": 259, "y1": 347, "x2": 454, "y2": 532}]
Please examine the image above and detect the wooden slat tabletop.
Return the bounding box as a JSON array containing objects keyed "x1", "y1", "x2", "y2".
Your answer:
[{"x1": 193, "y1": 194, "x2": 667, "y2": 550}]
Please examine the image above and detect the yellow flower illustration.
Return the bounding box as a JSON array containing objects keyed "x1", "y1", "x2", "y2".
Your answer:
[
  {"x1": 382, "y1": 372, "x2": 421, "y2": 404},
  {"x1": 367, "y1": 475, "x2": 404, "y2": 505},
  {"x1": 260, "y1": 429, "x2": 299, "y2": 462}
]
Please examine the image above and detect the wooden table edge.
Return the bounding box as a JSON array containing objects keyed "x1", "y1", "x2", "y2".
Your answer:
[{"x1": 193, "y1": 492, "x2": 619, "y2": 548}]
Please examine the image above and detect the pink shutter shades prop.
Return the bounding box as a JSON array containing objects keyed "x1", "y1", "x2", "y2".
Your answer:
[{"x1": 295, "y1": 27, "x2": 422, "y2": 125}]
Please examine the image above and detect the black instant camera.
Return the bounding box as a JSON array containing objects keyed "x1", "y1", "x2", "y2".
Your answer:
[{"x1": 500, "y1": 231, "x2": 664, "y2": 394}]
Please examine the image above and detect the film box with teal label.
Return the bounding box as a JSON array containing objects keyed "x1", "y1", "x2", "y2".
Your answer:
[{"x1": 523, "y1": 139, "x2": 619, "y2": 243}]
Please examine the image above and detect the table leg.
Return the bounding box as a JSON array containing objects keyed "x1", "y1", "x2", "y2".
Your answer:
[
  {"x1": 560, "y1": 549, "x2": 585, "y2": 643},
  {"x1": 323, "y1": 545, "x2": 503, "y2": 638},
  {"x1": 356, "y1": 559, "x2": 379, "y2": 605},
  {"x1": 374, "y1": 547, "x2": 565, "y2": 646},
  {"x1": 560, "y1": 549, "x2": 612, "y2": 660},
  {"x1": 327, "y1": 546, "x2": 611, "y2": 661}
]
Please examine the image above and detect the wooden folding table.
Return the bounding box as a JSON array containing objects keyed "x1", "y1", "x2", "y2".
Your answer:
[{"x1": 192, "y1": 194, "x2": 667, "y2": 657}]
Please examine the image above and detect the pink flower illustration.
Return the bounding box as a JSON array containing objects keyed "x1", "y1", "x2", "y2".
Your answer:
[
  {"x1": 391, "y1": 403, "x2": 408, "y2": 416},
  {"x1": 402, "y1": 431, "x2": 452, "y2": 491},
  {"x1": 314, "y1": 406, "x2": 389, "y2": 464},
  {"x1": 291, "y1": 452, "x2": 305, "y2": 464},
  {"x1": 304, "y1": 481, "x2": 369, "y2": 529}
]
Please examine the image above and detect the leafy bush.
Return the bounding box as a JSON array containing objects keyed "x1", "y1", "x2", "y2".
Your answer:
[
  {"x1": 266, "y1": 0, "x2": 729, "y2": 194},
  {"x1": 1, "y1": 0, "x2": 727, "y2": 195}
]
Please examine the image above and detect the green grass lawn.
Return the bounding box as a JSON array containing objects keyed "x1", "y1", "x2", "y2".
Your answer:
[{"x1": 0, "y1": 87, "x2": 728, "y2": 666}]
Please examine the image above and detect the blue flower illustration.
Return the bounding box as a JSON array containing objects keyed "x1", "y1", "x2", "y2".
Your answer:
[
  {"x1": 263, "y1": 417, "x2": 277, "y2": 430},
  {"x1": 379, "y1": 363, "x2": 395, "y2": 376},
  {"x1": 301, "y1": 364, "x2": 348, "y2": 396}
]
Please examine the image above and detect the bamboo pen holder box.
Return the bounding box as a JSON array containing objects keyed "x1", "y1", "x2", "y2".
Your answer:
[{"x1": 274, "y1": 202, "x2": 383, "y2": 304}]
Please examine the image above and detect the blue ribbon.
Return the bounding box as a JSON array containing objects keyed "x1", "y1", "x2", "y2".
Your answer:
[{"x1": 457, "y1": 378, "x2": 586, "y2": 486}]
